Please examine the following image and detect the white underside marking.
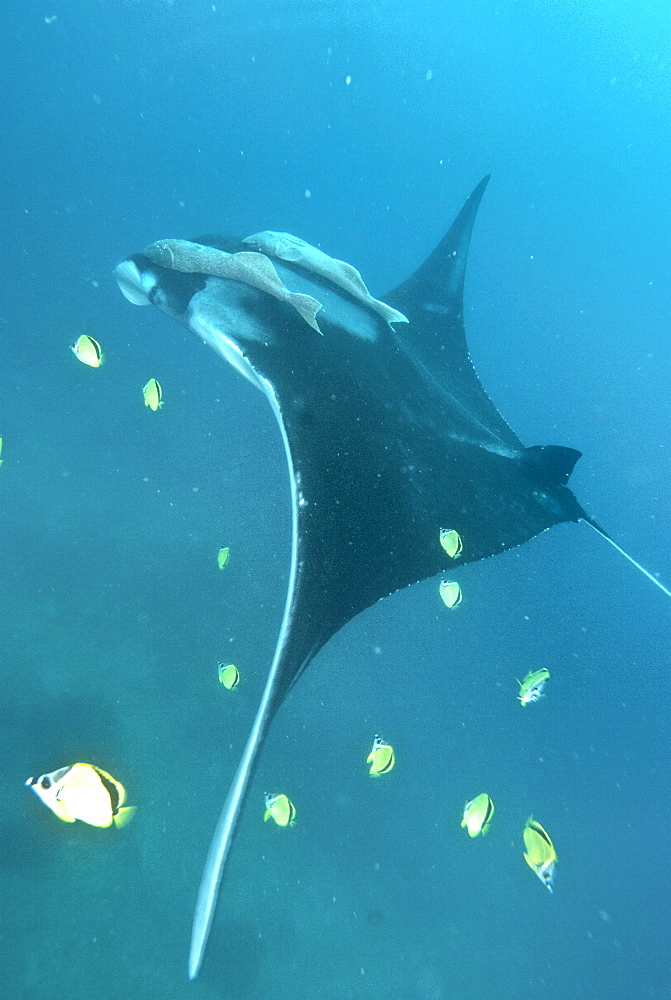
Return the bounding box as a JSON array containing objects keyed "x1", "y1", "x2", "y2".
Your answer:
[
  {"x1": 188, "y1": 373, "x2": 298, "y2": 980},
  {"x1": 447, "y1": 431, "x2": 519, "y2": 459},
  {"x1": 188, "y1": 313, "x2": 264, "y2": 391}
]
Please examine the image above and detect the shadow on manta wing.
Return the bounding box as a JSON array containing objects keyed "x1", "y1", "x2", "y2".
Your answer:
[{"x1": 114, "y1": 176, "x2": 671, "y2": 980}]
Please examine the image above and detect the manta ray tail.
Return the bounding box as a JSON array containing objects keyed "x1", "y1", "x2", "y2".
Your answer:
[{"x1": 582, "y1": 518, "x2": 671, "y2": 600}]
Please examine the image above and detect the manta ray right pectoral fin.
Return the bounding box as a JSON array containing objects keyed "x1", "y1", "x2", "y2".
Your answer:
[{"x1": 188, "y1": 684, "x2": 274, "y2": 980}]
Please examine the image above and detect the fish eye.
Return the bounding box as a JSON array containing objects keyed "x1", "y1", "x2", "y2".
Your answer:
[{"x1": 40, "y1": 776, "x2": 51, "y2": 789}]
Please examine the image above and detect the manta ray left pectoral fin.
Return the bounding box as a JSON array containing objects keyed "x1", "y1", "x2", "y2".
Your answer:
[
  {"x1": 188, "y1": 667, "x2": 279, "y2": 979},
  {"x1": 188, "y1": 383, "x2": 302, "y2": 981}
]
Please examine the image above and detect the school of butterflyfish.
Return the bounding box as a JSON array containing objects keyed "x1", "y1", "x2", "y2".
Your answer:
[
  {"x1": 19, "y1": 302, "x2": 562, "y2": 923},
  {"x1": 71, "y1": 331, "x2": 165, "y2": 411}
]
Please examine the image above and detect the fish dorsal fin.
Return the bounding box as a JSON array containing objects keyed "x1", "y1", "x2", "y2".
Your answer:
[
  {"x1": 246, "y1": 232, "x2": 307, "y2": 264},
  {"x1": 242, "y1": 230, "x2": 408, "y2": 327}
]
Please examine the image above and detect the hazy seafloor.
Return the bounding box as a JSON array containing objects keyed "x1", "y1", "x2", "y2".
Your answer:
[{"x1": 1, "y1": 1, "x2": 670, "y2": 998}]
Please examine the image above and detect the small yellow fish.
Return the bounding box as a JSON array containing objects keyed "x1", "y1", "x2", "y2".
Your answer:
[
  {"x1": 517, "y1": 668, "x2": 550, "y2": 706},
  {"x1": 439, "y1": 528, "x2": 463, "y2": 559},
  {"x1": 367, "y1": 735, "x2": 395, "y2": 776},
  {"x1": 218, "y1": 662, "x2": 240, "y2": 690},
  {"x1": 264, "y1": 792, "x2": 296, "y2": 827},
  {"x1": 461, "y1": 793, "x2": 494, "y2": 837},
  {"x1": 71, "y1": 334, "x2": 103, "y2": 368},
  {"x1": 439, "y1": 579, "x2": 462, "y2": 608},
  {"x1": 25, "y1": 762, "x2": 136, "y2": 829},
  {"x1": 217, "y1": 546, "x2": 230, "y2": 570},
  {"x1": 523, "y1": 817, "x2": 557, "y2": 892},
  {"x1": 142, "y1": 378, "x2": 163, "y2": 411}
]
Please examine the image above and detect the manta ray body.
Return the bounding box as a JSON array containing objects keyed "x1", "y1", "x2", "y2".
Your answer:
[{"x1": 114, "y1": 177, "x2": 668, "y2": 979}]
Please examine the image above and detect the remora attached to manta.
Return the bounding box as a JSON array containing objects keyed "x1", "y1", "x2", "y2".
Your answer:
[{"x1": 114, "y1": 177, "x2": 670, "y2": 980}]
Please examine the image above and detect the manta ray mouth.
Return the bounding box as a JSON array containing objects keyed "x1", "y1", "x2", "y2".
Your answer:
[{"x1": 114, "y1": 258, "x2": 154, "y2": 306}]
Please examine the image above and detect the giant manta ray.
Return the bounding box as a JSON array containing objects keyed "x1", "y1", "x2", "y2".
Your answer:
[{"x1": 114, "y1": 177, "x2": 669, "y2": 979}]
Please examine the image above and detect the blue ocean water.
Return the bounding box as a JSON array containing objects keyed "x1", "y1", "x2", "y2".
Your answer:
[{"x1": 1, "y1": 1, "x2": 669, "y2": 998}]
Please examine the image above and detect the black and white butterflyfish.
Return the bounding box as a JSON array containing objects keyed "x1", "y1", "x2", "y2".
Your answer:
[
  {"x1": 461, "y1": 793, "x2": 495, "y2": 837},
  {"x1": 517, "y1": 668, "x2": 550, "y2": 706},
  {"x1": 439, "y1": 578, "x2": 463, "y2": 608},
  {"x1": 142, "y1": 377, "x2": 163, "y2": 411},
  {"x1": 367, "y1": 736, "x2": 395, "y2": 776},
  {"x1": 25, "y1": 763, "x2": 136, "y2": 829},
  {"x1": 218, "y1": 662, "x2": 240, "y2": 690},
  {"x1": 439, "y1": 528, "x2": 463, "y2": 559},
  {"x1": 523, "y1": 817, "x2": 557, "y2": 892},
  {"x1": 263, "y1": 792, "x2": 296, "y2": 827},
  {"x1": 71, "y1": 334, "x2": 103, "y2": 368}
]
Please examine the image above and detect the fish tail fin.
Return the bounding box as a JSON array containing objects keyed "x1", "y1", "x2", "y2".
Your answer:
[
  {"x1": 372, "y1": 299, "x2": 409, "y2": 326},
  {"x1": 113, "y1": 806, "x2": 137, "y2": 829},
  {"x1": 290, "y1": 292, "x2": 323, "y2": 334},
  {"x1": 582, "y1": 518, "x2": 671, "y2": 600}
]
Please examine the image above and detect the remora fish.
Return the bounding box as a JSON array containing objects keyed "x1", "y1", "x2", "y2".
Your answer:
[{"x1": 114, "y1": 177, "x2": 670, "y2": 979}]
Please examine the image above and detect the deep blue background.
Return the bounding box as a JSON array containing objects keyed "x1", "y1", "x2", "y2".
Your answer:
[{"x1": 1, "y1": 2, "x2": 669, "y2": 998}]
